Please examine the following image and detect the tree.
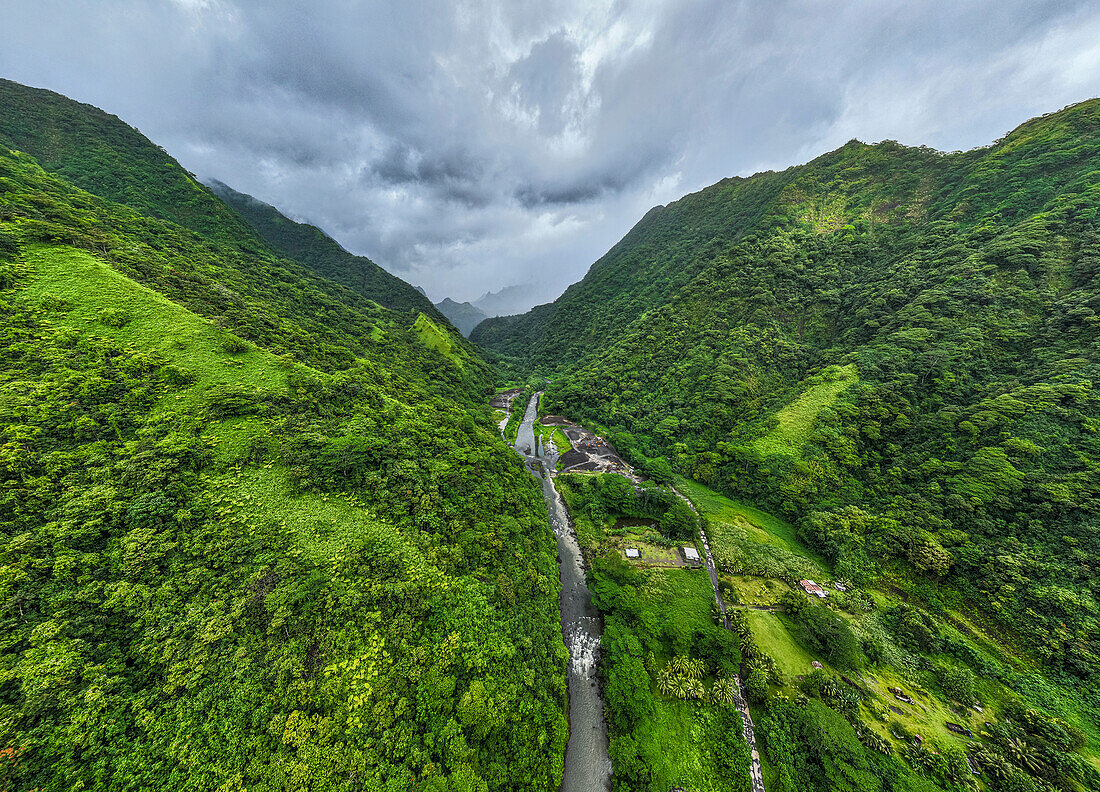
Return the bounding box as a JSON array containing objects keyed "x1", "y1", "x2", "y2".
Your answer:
[
  {"x1": 711, "y1": 677, "x2": 738, "y2": 707},
  {"x1": 745, "y1": 667, "x2": 769, "y2": 704}
]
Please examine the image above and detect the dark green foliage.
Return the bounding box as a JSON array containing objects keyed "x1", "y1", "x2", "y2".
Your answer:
[
  {"x1": 788, "y1": 602, "x2": 864, "y2": 670},
  {"x1": 0, "y1": 82, "x2": 566, "y2": 791},
  {"x1": 480, "y1": 99, "x2": 1100, "y2": 694},
  {"x1": 760, "y1": 697, "x2": 887, "y2": 792}
]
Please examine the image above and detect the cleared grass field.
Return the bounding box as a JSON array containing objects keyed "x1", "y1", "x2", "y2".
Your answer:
[
  {"x1": 674, "y1": 476, "x2": 808, "y2": 556},
  {"x1": 747, "y1": 610, "x2": 819, "y2": 680},
  {"x1": 412, "y1": 312, "x2": 461, "y2": 364},
  {"x1": 674, "y1": 475, "x2": 828, "y2": 577},
  {"x1": 724, "y1": 574, "x2": 791, "y2": 607},
  {"x1": 21, "y1": 244, "x2": 288, "y2": 412},
  {"x1": 750, "y1": 363, "x2": 857, "y2": 457}
]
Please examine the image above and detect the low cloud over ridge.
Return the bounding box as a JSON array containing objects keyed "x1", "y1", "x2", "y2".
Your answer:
[{"x1": 3, "y1": 0, "x2": 1100, "y2": 306}]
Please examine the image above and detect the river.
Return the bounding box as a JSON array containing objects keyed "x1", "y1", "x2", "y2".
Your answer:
[{"x1": 512, "y1": 392, "x2": 611, "y2": 792}]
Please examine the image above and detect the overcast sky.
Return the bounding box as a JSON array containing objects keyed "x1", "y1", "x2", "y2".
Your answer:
[{"x1": 3, "y1": 1, "x2": 1100, "y2": 309}]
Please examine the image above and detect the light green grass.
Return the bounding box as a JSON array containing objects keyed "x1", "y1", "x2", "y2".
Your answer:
[
  {"x1": 675, "y1": 476, "x2": 804, "y2": 555},
  {"x1": 750, "y1": 363, "x2": 857, "y2": 457},
  {"x1": 619, "y1": 539, "x2": 682, "y2": 567},
  {"x1": 627, "y1": 569, "x2": 739, "y2": 792},
  {"x1": 551, "y1": 427, "x2": 572, "y2": 454},
  {"x1": 20, "y1": 244, "x2": 288, "y2": 412},
  {"x1": 638, "y1": 701, "x2": 732, "y2": 792},
  {"x1": 412, "y1": 312, "x2": 460, "y2": 364},
  {"x1": 640, "y1": 567, "x2": 717, "y2": 637},
  {"x1": 748, "y1": 610, "x2": 819, "y2": 679},
  {"x1": 861, "y1": 667, "x2": 983, "y2": 752},
  {"x1": 725, "y1": 575, "x2": 792, "y2": 606},
  {"x1": 208, "y1": 465, "x2": 427, "y2": 568}
]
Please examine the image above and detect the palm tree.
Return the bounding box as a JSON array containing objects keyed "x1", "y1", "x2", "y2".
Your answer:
[
  {"x1": 683, "y1": 657, "x2": 704, "y2": 680},
  {"x1": 1006, "y1": 737, "x2": 1044, "y2": 774},
  {"x1": 711, "y1": 678, "x2": 737, "y2": 707},
  {"x1": 689, "y1": 679, "x2": 706, "y2": 700},
  {"x1": 656, "y1": 669, "x2": 673, "y2": 696},
  {"x1": 977, "y1": 750, "x2": 1012, "y2": 782},
  {"x1": 670, "y1": 676, "x2": 690, "y2": 699}
]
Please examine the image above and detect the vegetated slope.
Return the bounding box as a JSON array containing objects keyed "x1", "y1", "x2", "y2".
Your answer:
[
  {"x1": 481, "y1": 100, "x2": 1100, "y2": 788},
  {"x1": 471, "y1": 169, "x2": 796, "y2": 359},
  {"x1": 210, "y1": 180, "x2": 445, "y2": 318},
  {"x1": 0, "y1": 87, "x2": 567, "y2": 790},
  {"x1": 435, "y1": 297, "x2": 489, "y2": 337},
  {"x1": 0, "y1": 78, "x2": 258, "y2": 242}
]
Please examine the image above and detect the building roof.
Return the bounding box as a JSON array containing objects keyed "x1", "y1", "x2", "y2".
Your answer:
[
  {"x1": 682, "y1": 546, "x2": 700, "y2": 561},
  {"x1": 625, "y1": 548, "x2": 640, "y2": 558},
  {"x1": 799, "y1": 579, "x2": 828, "y2": 597}
]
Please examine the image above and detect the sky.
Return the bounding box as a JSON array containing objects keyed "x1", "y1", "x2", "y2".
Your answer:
[{"x1": 3, "y1": 1, "x2": 1100, "y2": 311}]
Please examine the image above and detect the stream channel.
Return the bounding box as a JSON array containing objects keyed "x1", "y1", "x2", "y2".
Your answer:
[{"x1": 513, "y1": 392, "x2": 611, "y2": 792}]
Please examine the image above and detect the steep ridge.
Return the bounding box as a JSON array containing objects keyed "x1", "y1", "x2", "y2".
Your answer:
[
  {"x1": 210, "y1": 180, "x2": 445, "y2": 318},
  {"x1": 479, "y1": 99, "x2": 1100, "y2": 790},
  {"x1": 435, "y1": 297, "x2": 489, "y2": 337},
  {"x1": 0, "y1": 78, "x2": 258, "y2": 242},
  {"x1": 0, "y1": 84, "x2": 567, "y2": 790}
]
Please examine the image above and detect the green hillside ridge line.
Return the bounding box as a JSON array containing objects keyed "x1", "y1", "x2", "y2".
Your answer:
[
  {"x1": 20, "y1": 244, "x2": 289, "y2": 411},
  {"x1": 0, "y1": 78, "x2": 260, "y2": 242},
  {"x1": 210, "y1": 179, "x2": 445, "y2": 320}
]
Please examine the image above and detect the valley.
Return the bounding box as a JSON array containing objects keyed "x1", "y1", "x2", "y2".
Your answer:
[
  {"x1": 2, "y1": 75, "x2": 1100, "y2": 792},
  {"x1": 507, "y1": 383, "x2": 1099, "y2": 792}
]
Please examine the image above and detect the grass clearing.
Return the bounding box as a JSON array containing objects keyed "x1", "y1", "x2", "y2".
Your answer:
[
  {"x1": 619, "y1": 538, "x2": 682, "y2": 567},
  {"x1": 639, "y1": 568, "x2": 717, "y2": 636},
  {"x1": 674, "y1": 475, "x2": 809, "y2": 557},
  {"x1": 208, "y1": 464, "x2": 423, "y2": 568},
  {"x1": 412, "y1": 312, "x2": 460, "y2": 364},
  {"x1": 20, "y1": 244, "x2": 288, "y2": 412},
  {"x1": 750, "y1": 363, "x2": 857, "y2": 457},
  {"x1": 551, "y1": 427, "x2": 572, "y2": 454},
  {"x1": 861, "y1": 667, "x2": 984, "y2": 753},
  {"x1": 724, "y1": 575, "x2": 791, "y2": 607},
  {"x1": 747, "y1": 610, "x2": 818, "y2": 680}
]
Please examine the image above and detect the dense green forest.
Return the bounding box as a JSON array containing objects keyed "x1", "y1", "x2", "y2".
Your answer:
[
  {"x1": 0, "y1": 82, "x2": 567, "y2": 790},
  {"x1": 5, "y1": 72, "x2": 1100, "y2": 792},
  {"x1": 480, "y1": 99, "x2": 1100, "y2": 791}
]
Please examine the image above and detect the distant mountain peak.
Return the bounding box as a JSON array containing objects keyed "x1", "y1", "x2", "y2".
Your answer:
[{"x1": 434, "y1": 297, "x2": 487, "y2": 337}]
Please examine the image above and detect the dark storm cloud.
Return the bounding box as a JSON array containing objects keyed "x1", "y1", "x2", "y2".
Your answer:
[{"x1": 2, "y1": 0, "x2": 1099, "y2": 304}]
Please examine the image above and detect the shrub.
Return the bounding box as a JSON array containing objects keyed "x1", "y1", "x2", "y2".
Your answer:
[
  {"x1": 221, "y1": 333, "x2": 250, "y2": 353},
  {"x1": 97, "y1": 307, "x2": 131, "y2": 328}
]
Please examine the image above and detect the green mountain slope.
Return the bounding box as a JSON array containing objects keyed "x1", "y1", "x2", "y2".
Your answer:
[
  {"x1": 0, "y1": 86, "x2": 566, "y2": 790},
  {"x1": 210, "y1": 180, "x2": 444, "y2": 318},
  {"x1": 435, "y1": 297, "x2": 489, "y2": 337},
  {"x1": 479, "y1": 99, "x2": 1100, "y2": 789},
  {"x1": 0, "y1": 78, "x2": 259, "y2": 242}
]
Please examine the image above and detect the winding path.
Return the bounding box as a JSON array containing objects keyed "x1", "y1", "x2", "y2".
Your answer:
[{"x1": 672, "y1": 486, "x2": 767, "y2": 792}]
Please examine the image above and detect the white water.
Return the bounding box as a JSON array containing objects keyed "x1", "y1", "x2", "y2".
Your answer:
[{"x1": 513, "y1": 393, "x2": 611, "y2": 792}]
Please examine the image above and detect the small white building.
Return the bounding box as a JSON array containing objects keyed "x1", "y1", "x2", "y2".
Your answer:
[
  {"x1": 682, "y1": 546, "x2": 701, "y2": 562},
  {"x1": 625, "y1": 548, "x2": 641, "y2": 559}
]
